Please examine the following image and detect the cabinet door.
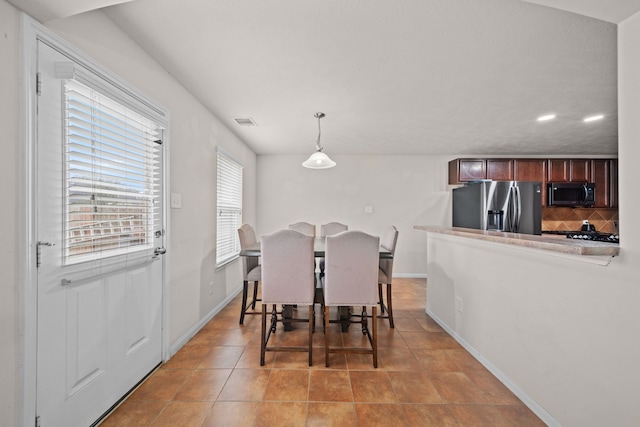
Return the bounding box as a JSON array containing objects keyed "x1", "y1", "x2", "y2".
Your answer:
[
  {"x1": 515, "y1": 159, "x2": 546, "y2": 182},
  {"x1": 515, "y1": 159, "x2": 547, "y2": 206},
  {"x1": 610, "y1": 159, "x2": 618, "y2": 208},
  {"x1": 486, "y1": 159, "x2": 514, "y2": 181},
  {"x1": 548, "y1": 159, "x2": 569, "y2": 182},
  {"x1": 570, "y1": 159, "x2": 591, "y2": 182},
  {"x1": 591, "y1": 160, "x2": 609, "y2": 207},
  {"x1": 448, "y1": 159, "x2": 486, "y2": 184}
]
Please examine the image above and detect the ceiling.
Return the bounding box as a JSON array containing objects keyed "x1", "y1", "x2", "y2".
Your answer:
[{"x1": 10, "y1": 0, "x2": 640, "y2": 156}]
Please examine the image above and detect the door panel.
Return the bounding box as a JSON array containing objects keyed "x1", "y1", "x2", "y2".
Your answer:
[{"x1": 36, "y1": 40, "x2": 164, "y2": 427}]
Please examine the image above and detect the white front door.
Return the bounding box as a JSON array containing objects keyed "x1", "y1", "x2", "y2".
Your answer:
[{"x1": 35, "y1": 41, "x2": 164, "y2": 426}]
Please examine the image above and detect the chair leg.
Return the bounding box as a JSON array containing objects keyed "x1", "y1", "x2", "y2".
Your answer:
[
  {"x1": 324, "y1": 306, "x2": 330, "y2": 367},
  {"x1": 270, "y1": 305, "x2": 278, "y2": 333},
  {"x1": 378, "y1": 283, "x2": 385, "y2": 314},
  {"x1": 251, "y1": 281, "x2": 259, "y2": 309},
  {"x1": 372, "y1": 306, "x2": 378, "y2": 368},
  {"x1": 308, "y1": 306, "x2": 313, "y2": 366},
  {"x1": 260, "y1": 305, "x2": 267, "y2": 366},
  {"x1": 239, "y1": 280, "x2": 249, "y2": 324},
  {"x1": 386, "y1": 282, "x2": 394, "y2": 328}
]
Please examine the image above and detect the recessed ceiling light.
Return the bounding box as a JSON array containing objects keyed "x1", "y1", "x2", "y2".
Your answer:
[
  {"x1": 537, "y1": 114, "x2": 556, "y2": 122},
  {"x1": 583, "y1": 114, "x2": 604, "y2": 122}
]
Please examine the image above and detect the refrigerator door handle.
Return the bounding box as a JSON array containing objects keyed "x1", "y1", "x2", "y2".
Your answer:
[
  {"x1": 514, "y1": 185, "x2": 522, "y2": 232},
  {"x1": 506, "y1": 185, "x2": 515, "y2": 231}
]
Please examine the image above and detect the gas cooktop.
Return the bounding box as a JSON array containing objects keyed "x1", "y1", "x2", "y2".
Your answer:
[{"x1": 543, "y1": 230, "x2": 619, "y2": 244}]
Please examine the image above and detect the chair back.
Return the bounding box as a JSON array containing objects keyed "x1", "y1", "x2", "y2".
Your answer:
[
  {"x1": 324, "y1": 231, "x2": 379, "y2": 306},
  {"x1": 379, "y1": 226, "x2": 398, "y2": 279},
  {"x1": 320, "y1": 222, "x2": 348, "y2": 237},
  {"x1": 288, "y1": 222, "x2": 316, "y2": 237},
  {"x1": 238, "y1": 224, "x2": 259, "y2": 278},
  {"x1": 261, "y1": 230, "x2": 315, "y2": 305}
]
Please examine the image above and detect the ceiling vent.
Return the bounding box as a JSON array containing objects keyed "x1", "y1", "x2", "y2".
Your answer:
[{"x1": 233, "y1": 117, "x2": 257, "y2": 127}]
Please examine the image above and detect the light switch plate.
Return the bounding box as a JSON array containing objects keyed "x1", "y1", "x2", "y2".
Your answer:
[
  {"x1": 170, "y1": 192, "x2": 182, "y2": 209},
  {"x1": 365, "y1": 205, "x2": 373, "y2": 214}
]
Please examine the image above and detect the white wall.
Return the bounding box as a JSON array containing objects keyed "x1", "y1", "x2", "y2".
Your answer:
[
  {"x1": 257, "y1": 154, "x2": 452, "y2": 276},
  {"x1": 423, "y1": 11, "x2": 640, "y2": 427},
  {"x1": 0, "y1": 2, "x2": 21, "y2": 426}
]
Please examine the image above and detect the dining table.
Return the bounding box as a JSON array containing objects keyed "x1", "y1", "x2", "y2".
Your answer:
[
  {"x1": 239, "y1": 237, "x2": 393, "y2": 259},
  {"x1": 239, "y1": 237, "x2": 393, "y2": 331}
]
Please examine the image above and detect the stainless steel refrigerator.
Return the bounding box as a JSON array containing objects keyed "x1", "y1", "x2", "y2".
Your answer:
[{"x1": 452, "y1": 181, "x2": 542, "y2": 235}]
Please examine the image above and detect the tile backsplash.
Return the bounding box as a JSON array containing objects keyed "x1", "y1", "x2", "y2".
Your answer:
[{"x1": 542, "y1": 207, "x2": 618, "y2": 233}]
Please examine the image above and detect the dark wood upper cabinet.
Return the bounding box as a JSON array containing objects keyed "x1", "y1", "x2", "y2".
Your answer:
[
  {"x1": 548, "y1": 159, "x2": 569, "y2": 182},
  {"x1": 591, "y1": 159, "x2": 609, "y2": 208},
  {"x1": 514, "y1": 159, "x2": 546, "y2": 182},
  {"x1": 569, "y1": 159, "x2": 590, "y2": 182},
  {"x1": 486, "y1": 159, "x2": 514, "y2": 181},
  {"x1": 448, "y1": 159, "x2": 486, "y2": 183},
  {"x1": 514, "y1": 159, "x2": 547, "y2": 206}
]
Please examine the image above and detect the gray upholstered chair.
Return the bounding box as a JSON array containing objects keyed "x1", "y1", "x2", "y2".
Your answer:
[
  {"x1": 237, "y1": 224, "x2": 262, "y2": 324},
  {"x1": 322, "y1": 230, "x2": 380, "y2": 368},
  {"x1": 378, "y1": 225, "x2": 399, "y2": 328},
  {"x1": 260, "y1": 229, "x2": 316, "y2": 366},
  {"x1": 319, "y1": 222, "x2": 348, "y2": 274},
  {"x1": 288, "y1": 221, "x2": 316, "y2": 237}
]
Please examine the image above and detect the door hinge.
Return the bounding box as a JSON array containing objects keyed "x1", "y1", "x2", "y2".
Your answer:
[
  {"x1": 35, "y1": 415, "x2": 40, "y2": 427},
  {"x1": 36, "y1": 72, "x2": 42, "y2": 96}
]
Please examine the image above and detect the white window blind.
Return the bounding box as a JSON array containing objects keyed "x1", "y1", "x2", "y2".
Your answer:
[
  {"x1": 64, "y1": 79, "x2": 161, "y2": 265},
  {"x1": 216, "y1": 150, "x2": 243, "y2": 267}
]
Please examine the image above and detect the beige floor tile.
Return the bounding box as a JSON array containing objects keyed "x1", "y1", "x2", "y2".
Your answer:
[
  {"x1": 309, "y1": 370, "x2": 353, "y2": 402},
  {"x1": 263, "y1": 369, "x2": 309, "y2": 401},
  {"x1": 217, "y1": 368, "x2": 271, "y2": 401},
  {"x1": 401, "y1": 404, "x2": 459, "y2": 427},
  {"x1": 202, "y1": 401, "x2": 261, "y2": 427},
  {"x1": 173, "y1": 369, "x2": 232, "y2": 402},
  {"x1": 354, "y1": 403, "x2": 409, "y2": 427},
  {"x1": 307, "y1": 402, "x2": 357, "y2": 427},
  {"x1": 149, "y1": 401, "x2": 211, "y2": 427},
  {"x1": 255, "y1": 401, "x2": 307, "y2": 427}
]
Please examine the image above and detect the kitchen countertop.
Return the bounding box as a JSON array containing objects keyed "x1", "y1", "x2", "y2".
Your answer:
[{"x1": 414, "y1": 226, "x2": 620, "y2": 257}]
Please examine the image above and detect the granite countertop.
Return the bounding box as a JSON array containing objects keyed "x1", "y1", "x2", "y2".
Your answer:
[{"x1": 414, "y1": 226, "x2": 620, "y2": 257}]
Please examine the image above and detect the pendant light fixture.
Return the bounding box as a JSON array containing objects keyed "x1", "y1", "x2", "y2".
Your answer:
[{"x1": 302, "y1": 112, "x2": 336, "y2": 169}]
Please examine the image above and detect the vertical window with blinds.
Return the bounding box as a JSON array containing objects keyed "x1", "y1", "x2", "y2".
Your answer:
[
  {"x1": 216, "y1": 150, "x2": 243, "y2": 267},
  {"x1": 64, "y1": 79, "x2": 162, "y2": 265}
]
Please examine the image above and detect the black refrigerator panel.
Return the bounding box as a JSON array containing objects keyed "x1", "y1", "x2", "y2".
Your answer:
[{"x1": 452, "y1": 183, "x2": 484, "y2": 230}]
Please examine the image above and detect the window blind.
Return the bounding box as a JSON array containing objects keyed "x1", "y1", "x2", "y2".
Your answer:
[
  {"x1": 216, "y1": 150, "x2": 243, "y2": 267},
  {"x1": 64, "y1": 79, "x2": 161, "y2": 265}
]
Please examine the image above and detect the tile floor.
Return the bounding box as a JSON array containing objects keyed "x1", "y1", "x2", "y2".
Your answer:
[{"x1": 100, "y1": 278, "x2": 545, "y2": 426}]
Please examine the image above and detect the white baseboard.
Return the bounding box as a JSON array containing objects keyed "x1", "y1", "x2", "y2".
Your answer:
[
  {"x1": 168, "y1": 287, "x2": 243, "y2": 357},
  {"x1": 426, "y1": 308, "x2": 561, "y2": 427},
  {"x1": 393, "y1": 273, "x2": 428, "y2": 279}
]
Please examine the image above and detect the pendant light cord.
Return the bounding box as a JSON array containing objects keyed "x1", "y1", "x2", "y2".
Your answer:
[{"x1": 315, "y1": 112, "x2": 324, "y2": 152}]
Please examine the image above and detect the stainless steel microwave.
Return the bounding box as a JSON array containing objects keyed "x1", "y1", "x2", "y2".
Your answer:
[{"x1": 547, "y1": 182, "x2": 596, "y2": 206}]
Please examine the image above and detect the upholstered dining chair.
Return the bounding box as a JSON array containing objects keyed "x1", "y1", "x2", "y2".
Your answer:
[
  {"x1": 378, "y1": 225, "x2": 399, "y2": 328},
  {"x1": 260, "y1": 229, "x2": 316, "y2": 366},
  {"x1": 237, "y1": 224, "x2": 262, "y2": 325},
  {"x1": 288, "y1": 221, "x2": 316, "y2": 237},
  {"x1": 319, "y1": 222, "x2": 348, "y2": 274},
  {"x1": 323, "y1": 230, "x2": 380, "y2": 368}
]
